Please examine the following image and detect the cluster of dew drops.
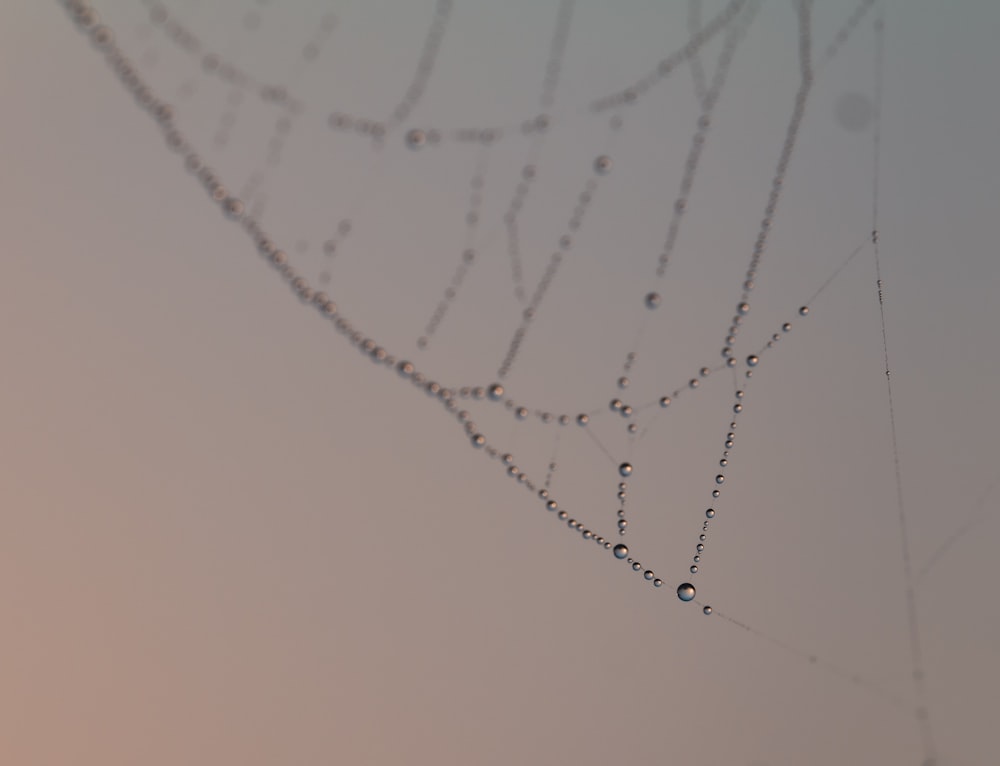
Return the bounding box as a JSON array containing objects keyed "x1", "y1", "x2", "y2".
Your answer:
[{"x1": 61, "y1": 0, "x2": 816, "y2": 617}]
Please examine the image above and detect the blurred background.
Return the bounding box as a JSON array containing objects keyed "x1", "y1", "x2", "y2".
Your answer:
[{"x1": 1, "y1": 1, "x2": 997, "y2": 764}]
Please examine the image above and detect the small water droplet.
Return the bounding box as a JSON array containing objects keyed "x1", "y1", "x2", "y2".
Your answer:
[
  {"x1": 737, "y1": 302, "x2": 750, "y2": 315},
  {"x1": 799, "y1": 306, "x2": 809, "y2": 316},
  {"x1": 613, "y1": 543, "x2": 629, "y2": 559},
  {"x1": 659, "y1": 396, "x2": 671, "y2": 408},
  {"x1": 690, "y1": 565, "x2": 698, "y2": 573},
  {"x1": 746, "y1": 355, "x2": 759, "y2": 367},
  {"x1": 703, "y1": 605, "x2": 713, "y2": 615},
  {"x1": 653, "y1": 578, "x2": 663, "y2": 587},
  {"x1": 619, "y1": 463, "x2": 633, "y2": 477},
  {"x1": 706, "y1": 509, "x2": 716, "y2": 519},
  {"x1": 488, "y1": 383, "x2": 504, "y2": 400},
  {"x1": 644, "y1": 570, "x2": 654, "y2": 581},
  {"x1": 677, "y1": 583, "x2": 696, "y2": 602},
  {"x1": 618, "y1": 376, "x2": 630, "y2": 389},
  {"x1": 645, "y1": 292, "x2": 661, "y2": 309},
  {"x1": 406, "y1": 128, "x2": 426, "y2": 148},
  {"x1": 577, "y1": 413, "x2": 589, "y2": 425},
  {"x1": 594, "y1": 155, "x2": 612, "y2": 174},
  {"x1": 715, "y1": 474, "x2": 725, "y2": 484}
]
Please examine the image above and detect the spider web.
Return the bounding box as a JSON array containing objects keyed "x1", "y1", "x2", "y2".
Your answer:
[{"x1": 6, "y1": 1, "x2": 997, "y2": 763}]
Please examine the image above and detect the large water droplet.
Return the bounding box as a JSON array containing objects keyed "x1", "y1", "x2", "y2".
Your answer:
[
  {"x1": 613, "y1": 543, "x2": 628, "y2": 559},
  {"x1": 746, "y1": 355, "x2": 759, "y2": 367},
  {"x1": 619, "y1": 463, "x2": 633, "y2": 477},
  {"x1": 677, "y1": 583, "x2": 696, "y2": 602}
]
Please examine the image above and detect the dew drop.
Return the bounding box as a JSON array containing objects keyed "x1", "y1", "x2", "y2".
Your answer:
[
  {"x1": 703, "y1": 605, "x2": 713, "y2": 615},
  {"x1": 653, "y1": 578, "x2": 663, "y2": 587},
  {"x1": 715, "y1": 474, "x2": 725, "y2": 484},
  {"x1": 706, "y1": 508, "x2": 716, "y2": 519},
  {"x1": 746, "y1": 355, "x2": 759, "y2": 367},
  {"x1": 677, "y1": 583, "x2": 696, "y2": 602},
  {"x1": 659, "y1": 396, "x2": 671, "y2": 408},
  {"x1": 799, "y1": 306, "x2": 809, "y2": 316},
  {"x1": 613, "y1": 543, "x2": 629, "y2": 559},
  {"x1": 488, "y1": 383, "x2": 504, "y2": 400},
  {"x1": 618, "y1": 376, "x2": 630, "y2": 389},
  {"x1": 644, "y1": 570, "x2": 654, "y2": 581},
  {"x1": 594, "y1": 155, "x2": 612, "y2": 174},
  {"x1": 619, "y1": 463, "x2": 633, "y2": 477},
  {"x1": 577, "y1": 413, "x2": 589, "y2": 426},
  {"x1": 645, "y1": 292, "x2": 661, "y2": 309},
  {"x1": 405, "y1": 128, "x2": 426, "y2": 149}
]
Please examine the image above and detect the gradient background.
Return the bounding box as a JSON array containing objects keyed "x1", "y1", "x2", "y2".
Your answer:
[{"x1": 2, "y1": 1, "x2": 998, "y2": 764}]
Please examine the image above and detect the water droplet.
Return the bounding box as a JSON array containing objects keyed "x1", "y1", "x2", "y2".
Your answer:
[
  {"x1": 577, "y1": 413, "x2": 589, "y2": 425},
  {"x1": 644, "y1": 570, "x2": 654, "y2": 581},
  {"x1": 618, "y1": 376, "x2": 630, "y2": 389},
  {"x1": 613, "y1": 543, "x2": 628, "y2": 559},
  {"x1": 703, "y1": 605, "x2": 713, "y2": 615},
  {"x1": 594, "y1": 155, "x2": 612, "y2": 174},
  {"x1": 406, "y1": 128, "x2": 426, "y2": 148},
  {"x1": 689, "y1": 379, "x2": 699, "y2": 389},
  {"x1": 631, "y1": 561, "x2": 642, "y2": 571},
  {"x1": 690, "y1": 565, "x2": 698, "y2": 574},
  {"x1": 653, "y1": 578, "x2": 663, "y2": 587},
  {"x1": 799, "y1": 306, "x2": 809, "y2": 316},
  {"x1": 645, "y1": 292, "x2": 661, "y2": 309},
  {"x1": 610, "y1": 399, "x2": 623, "y2": 411},
  {"x1": 659, "y1": 396, "x2": 671, "y2": 408},
  {"x1": 471, "y1": 433, "x2": 485, "y2": 448},
  {"x1": 706, "y1": 509, "x2": 715, "y2": 519},
  {"x1": 782, "y1": 322, "x2": 792, "y2": 332},
  {"x1": 737, "y1": 302, "x2": 750, "y2": 315},
  {"x1": 746, "y1": 355, "x2": 759, "y2": 367},
  {"x1": 619, "y1": 463, "x2": 633, "y2": 477},
  {"x1": 715, "y1": 474, "x2": 725, "y2": 484},
  {"x1": 677, "y1": 583, "x2": 696, "y2": 602},
  {"x1": 488, "y1": 383, "x2": 504, "y2": 400},
  {"x1": 515, "y1": 407, "x2": 528, "y2": 419}
]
